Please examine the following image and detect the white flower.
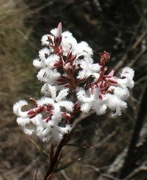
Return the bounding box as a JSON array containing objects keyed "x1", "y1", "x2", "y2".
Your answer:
[
  {"x1": 106, "y1": 93, "x2": 127, "y2": 117},
  {"x1": 60, "y1": 124, "x2": 71, "y2": 134},
  {"x1": 110, "y1": 86, "x2": 130, "y2": 100},
  {"x1": 121, "y1": 67, "x2": 134, "y2": 79},
  {"x1": 77, "y1": 87, "x2": 107, "y2": 115},
  {"x1": 37, "y1": 67, "x2": 60, "y2": 83},
  {"x1": 61, "y1": 31, "x2": 77, "y2": 55},
  {"x1": 77, "y1": 85, "x2": 128, "y2": 117},
  {"x1": 39, "y1": 48, "x2": 51, "y2": 61},
  {"x1": 13, "y1": 23, "x2": 135, "y2": 144},
  {"x1": 33, "y1": 48, "x2": 51, "y2": 68},
  {"x1": 41, "y1": 34, "x2": 52, "y2": 46},
  {"x1": 77, "y1": 88, "x2": 94, "y2": 104},
  {"x1": 93, "y1": 99, "x2": 107, "y2": 115},
  {"x1": 13, "y1": 85, "x2": 74, "y2": 143},
  {"x1": 77, "y1": 60, "x2": 100, "y2": 79},
  {"x1": 13, "y1": 100, "x2": 28, "y2": 117},
  {"x1": 33, "y1": 48, "x2": 60, "y2": 84},
  {"x1": 73, "y1": 41, "x2": 93, "y2": 58},
  {"x1": 45, "y1": 54, "x2": 59, "y2": 68},
  {"x1": 50, "y1": 28, "x2": 57, "y2": 36},
  {"x1": 118, "y1": 67, "x2": 135, "y2": 88},
  {"x1": 37, "y1": 87, "x2": 73, "y2": 123},
  {"x1": 33, "y1": 58, "x2": 44, "y2": 68},
  {"x1": 17, "y1": 116, "x2": 38, "y2": 135}
]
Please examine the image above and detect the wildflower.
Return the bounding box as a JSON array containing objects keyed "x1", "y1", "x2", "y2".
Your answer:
[
  {"x1": 13, "y1": 86, "x2": 73, "y2": 143},
  {"x1": 13, "y1": 23, "x2": 134, "y2": 144}
]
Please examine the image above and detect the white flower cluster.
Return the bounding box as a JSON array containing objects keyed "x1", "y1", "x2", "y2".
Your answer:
[
  {"x1": 13, "y1": 23, "x2": 134, "y2": 143},
  {"x1": 77, "y1": 67, "x2": 134, "y2": 117},
  {"x1": 13, "y1": 87, "x2": 72, "y2": 142}
]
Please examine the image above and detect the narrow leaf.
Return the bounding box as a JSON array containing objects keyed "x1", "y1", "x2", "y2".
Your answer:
[{"x1": 28, "y1": 137, "x2": 49, "y2": 159}]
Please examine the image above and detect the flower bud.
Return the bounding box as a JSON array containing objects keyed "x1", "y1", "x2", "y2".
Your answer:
[{"x1": 100, "y1": 51, "x2": 110, "y2": 66}]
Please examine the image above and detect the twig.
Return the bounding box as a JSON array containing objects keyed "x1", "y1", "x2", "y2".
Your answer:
[
  {"x1": 127, "y1": 47, "x2": 147, "y2": 67},
  {"x1": 60, "y1": 170, "x2": 70, "y2": 180},
  {"x1": 101, "y1": 173, "x2": 120, "y2": 180},
  {"x1": 82, "y1": 164, "x2": 100, "y2": 173},
  {"x1": 72, "y1": 111, "x2": 94, "y2": 129},
  {"x1": 114, "y1": 29, "x2": 147, "y2": 73},
  {"x1": 44, "y1": 131, "x2": 74, "y2": 180},
  {"x1": 125, "y1": 165, "x2": 147, "y2": 180},
  {"x1": 131, "y1": 29, "x2": 147, "y2": 50},
  {"x1": 17, "y1": 157, "x2": 40, "y2": 179},
  {"x1": 44, "y1": 139, "x2": 65, "y2": 180},
  {"x1": 119, "y1": 83, "x2": 147, "y2": 178},
  {"x1": 135, "y1": 75, "x2": 147, "y2": 85},
  {"x1": 0, "y1": 174, "x2": 8, "y2": 180},
  {"x1": 95, "y1": 129, "x2": 118, "y2": 148},
  {"x1": 32, "y1": 170, "x2": 37, "y2": 180}
]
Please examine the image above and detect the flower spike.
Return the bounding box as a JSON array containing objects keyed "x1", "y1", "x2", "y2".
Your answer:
[{"x1": 13, "y1": 23, "x2": 134, "y2": 143}]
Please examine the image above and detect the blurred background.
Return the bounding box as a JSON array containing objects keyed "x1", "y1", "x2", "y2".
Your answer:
[{"x1": 0, "y1": 0, "x2": 147, "y2": 179}]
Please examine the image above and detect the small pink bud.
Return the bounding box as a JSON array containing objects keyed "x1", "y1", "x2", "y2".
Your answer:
[
  {"x1": 54, "y1": 62, "x2": 60, "y2": 68},
  {"x1": 107, "y1": 70, "x2": 114, "y2": 77},
  {"x1": 99, "y1": 51, "x2": 110, "y2": 66},
  {"x1": 56, "y1": 22, "x2": 62, "y2": 38},
  {"x1": 65, "y1": 83, "x2": 72, "y2": 88},
  {"x1": 64, "y1": 62, "x2": 71, "y2": 70},
  {"x1": 107, "y1": 78, "x2": 118, "y2": 85},
  {"x1": 66, "y1": 52, "x2": 77, "y2": 62},
  {"x1": 54, "y1": 23, "x2": 62, "y2": 46},
  {"x1": 57, "y1": 76, "x2": 68, "y2": 84}
]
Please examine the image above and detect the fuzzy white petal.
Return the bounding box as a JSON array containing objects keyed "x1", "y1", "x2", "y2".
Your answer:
[
  {"x1": 17, "y1": 117, "x2": 35, "y2": 135},
  {"x1": 60, "y1": 125, "x2": 71, "y2": 134},
  {"x1": 93, "y1": 101, "x2": 107, "y2": 115},
  {"x1": 80, "y1": 102, "x2": 92, "y2": 112},
  {"x1": 77, "y1": 88, "x2": 94, "y2": 103},
  {"x1": 61, "y1": 31, "x2": 77, "y2": 55},
  {"x1": 33, "y1": 58, "x2": 45, "y2": 68},
  {"x1": 58, "y1": 100, "x2": 74, "y2": 112},
  {"x1": 17, "y1": 117, "x2": 30, "y2": 126},
  {"x1": 48, "y1": 85, "x2": 56, "y2": 99},
  {"x1": 13, "y1": 100, "x2": 28, "y2": 117},
  {"x1": 121, "y1": 67, "x2": 134, "y2": 79},
  {"x1": 74, "y1": 41, "x2": 93, "y2": 57},
  {"x1": 45, "y1": 54, "x2": 60, "y2": 68},
  {"x1": 113, "y1": 87, "x2": 130, "y2": 100},
  {"x1": 37, "y1": 97, "x2": 54, "y2": 106},
  {"x1": 39, "y1": 48, "x2": 50, "y2": 61},
  {"x1": 50, "y1": 28, "x2": 57, "y2": 36},
  {"x1": 106, "y1": 94, "x2": 127, "y2": 116},
  {"x1": 56, "y1": 88, "x2": 69, "y2": 102},
  {"x1": 41, "y1": 34, "x2": 51, "y2": 46}
]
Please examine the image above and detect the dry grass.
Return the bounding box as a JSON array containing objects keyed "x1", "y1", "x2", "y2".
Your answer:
[
  {"x1": 0, "y1": 1, "x2": 41, "y2": 179},
  {"x1": 0, "y1": 0, "x2": 38, "y2": 108}
]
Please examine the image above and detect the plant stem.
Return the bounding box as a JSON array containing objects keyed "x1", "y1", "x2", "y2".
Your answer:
[{"x1": 44, "y1": 133, "x2": 71, "y2": 180}]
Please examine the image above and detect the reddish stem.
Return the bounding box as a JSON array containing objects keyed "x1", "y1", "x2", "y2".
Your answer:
[{"x1": 44, "y1": 132, "x2": 72, "y2": 180}]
